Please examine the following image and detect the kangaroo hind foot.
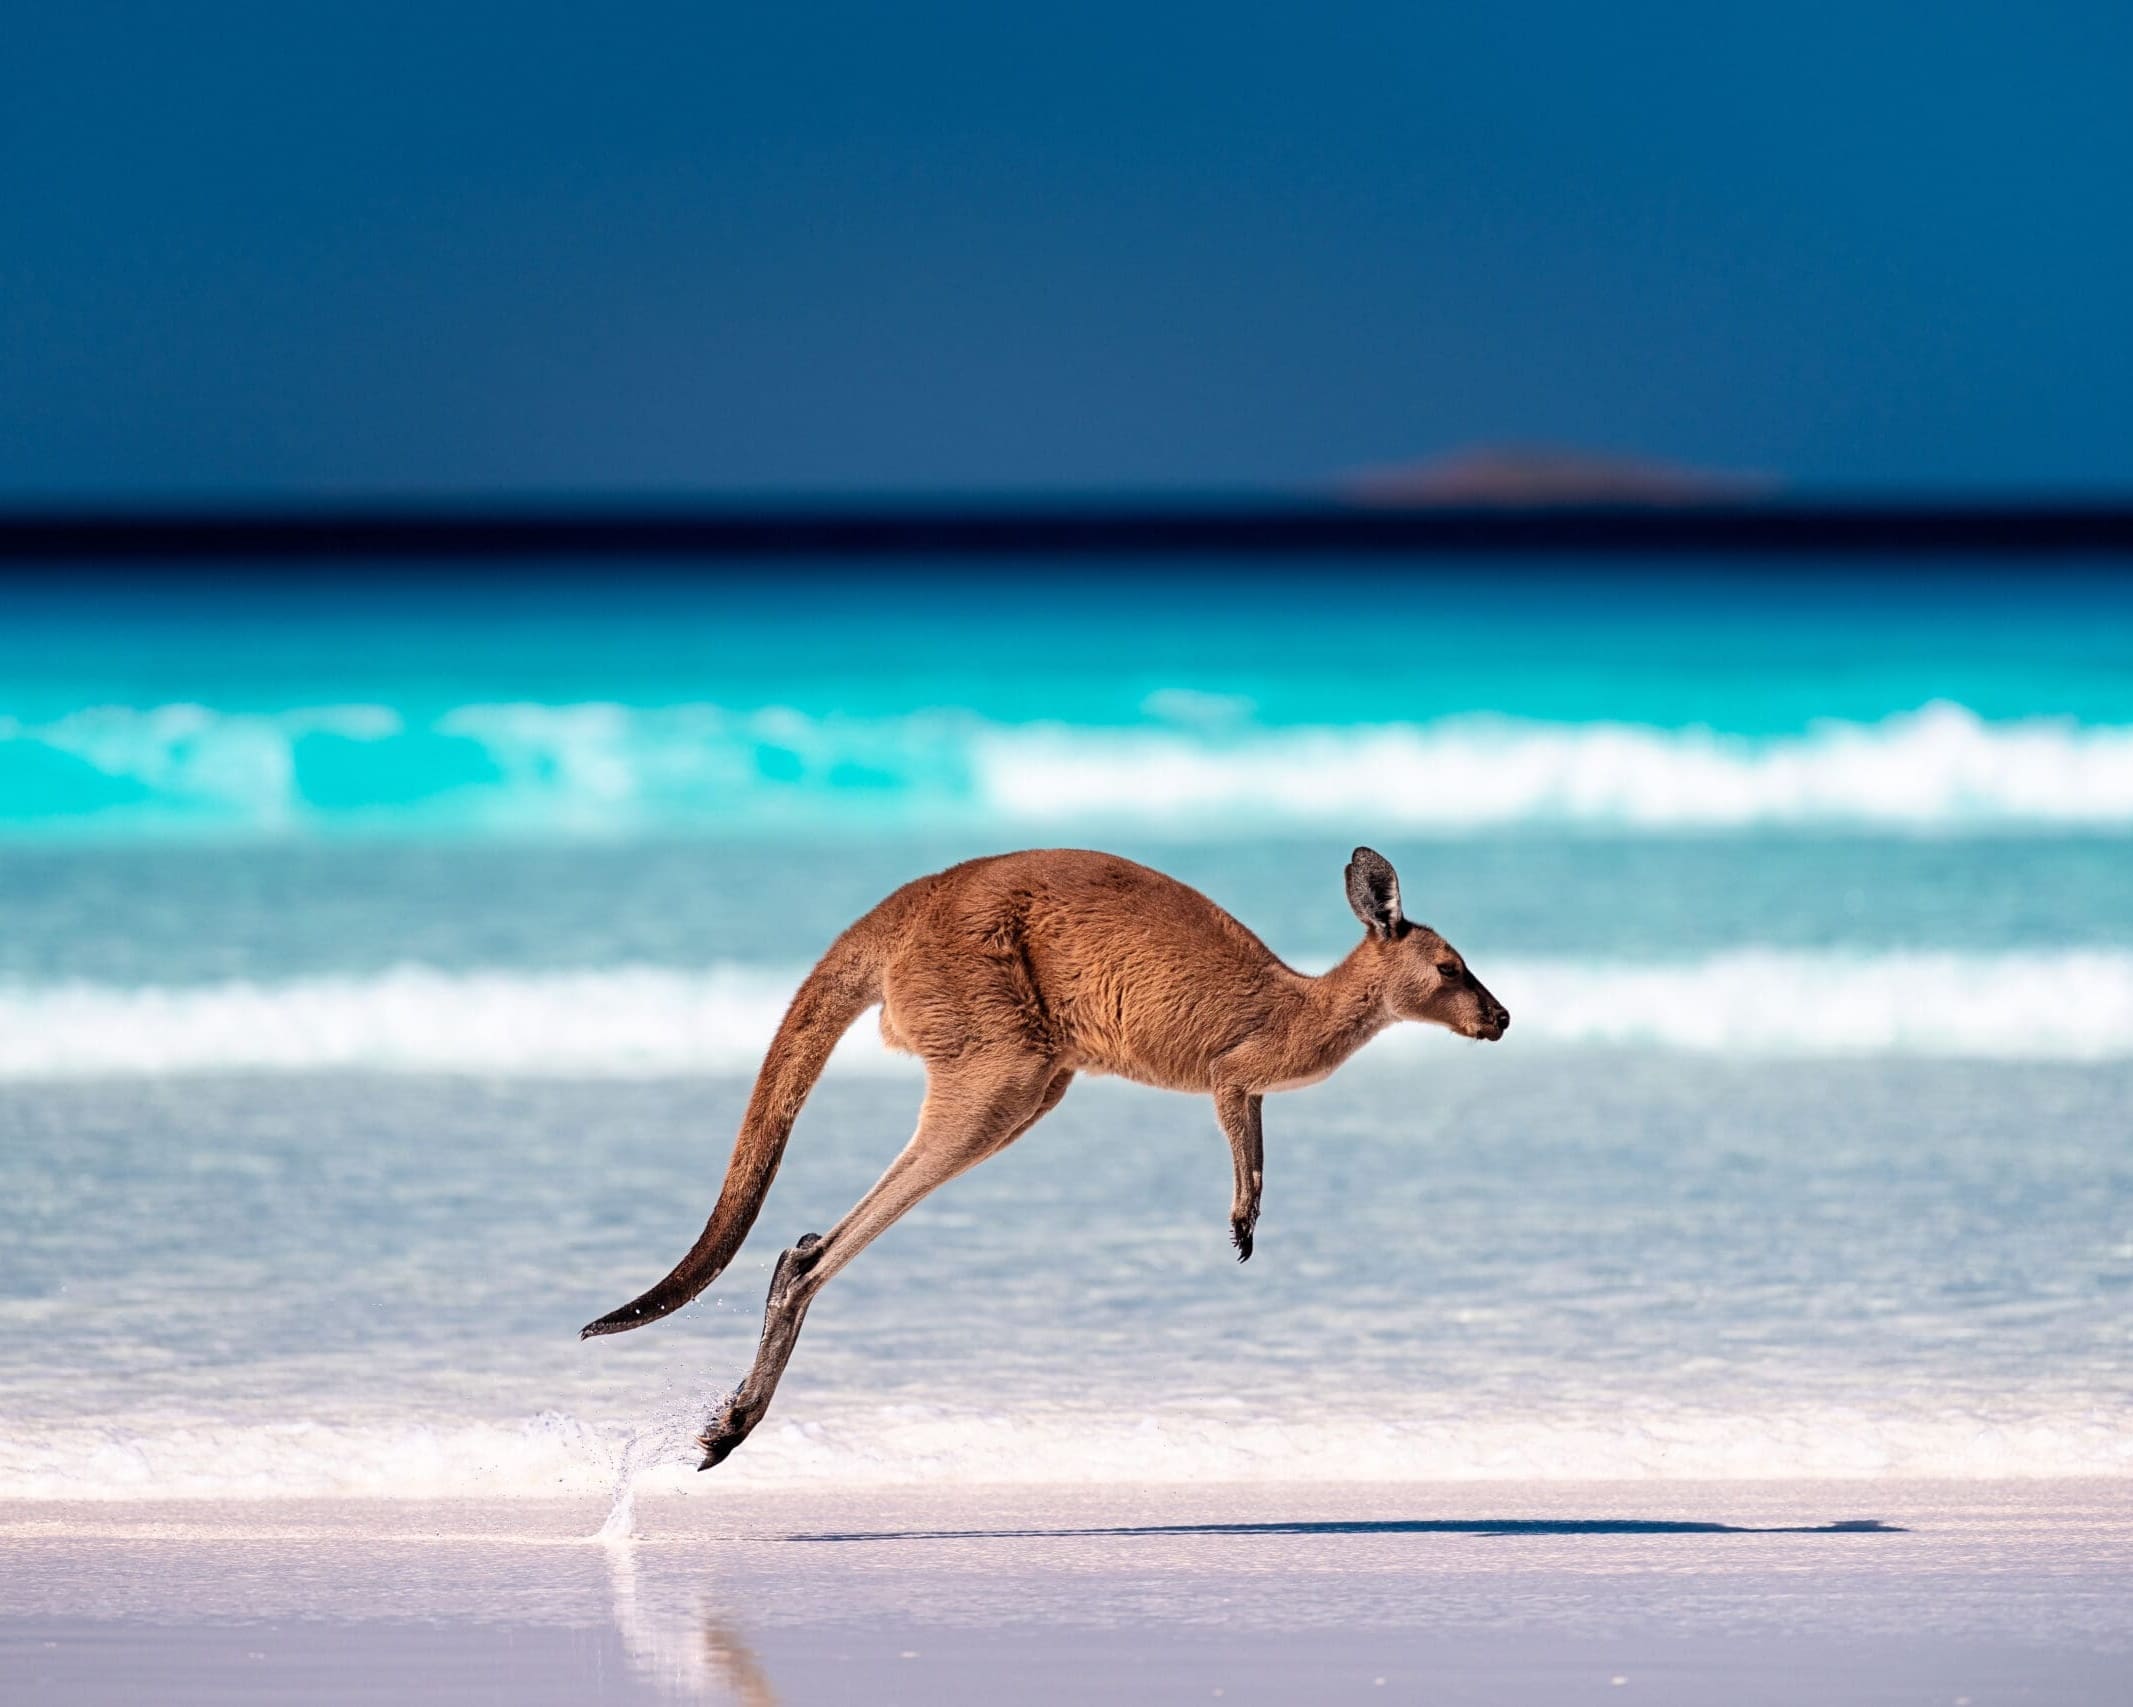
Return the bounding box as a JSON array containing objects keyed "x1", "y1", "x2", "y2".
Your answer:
[{"x1": 697, "y1": 1232, "x2": 822, "y2": 1469}]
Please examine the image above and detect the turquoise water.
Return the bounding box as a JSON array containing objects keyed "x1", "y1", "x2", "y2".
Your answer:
[
  {"x1": 4, "y1": 563, "x2": 2132, "y2": 841},
  {"x1": 0, "y1": 560, "x2": 2128, "y2": 1495}
]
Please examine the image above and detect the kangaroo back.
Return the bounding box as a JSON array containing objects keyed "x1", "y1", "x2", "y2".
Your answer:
[{"x1": 580, "y1": 922, "x2": 886, "y2": 1338}]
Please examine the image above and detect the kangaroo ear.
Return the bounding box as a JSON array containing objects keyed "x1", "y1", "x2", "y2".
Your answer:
[{"x1": 1345, "y1": 846, "x2": 1403, "y2": 938}]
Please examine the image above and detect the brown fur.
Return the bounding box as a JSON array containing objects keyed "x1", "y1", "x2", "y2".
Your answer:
[{"x1": 581, "y1": 846, "x2": 1507, "y2": 1469}]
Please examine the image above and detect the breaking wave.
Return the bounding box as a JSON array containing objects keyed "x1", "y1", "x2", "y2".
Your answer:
[
  {"x1": 4, "y1": 700, "x2": 2133, "y2": 837},
  {"x1": 2, "y1": 1395, "x2": 2125, "y2": 1499},
  {"x1": 978, "y1": 703, "x2": 2133, "y2": 830},
  {"x1": 1, "y1": 950, "x2": 2127, "y2": 1078}
]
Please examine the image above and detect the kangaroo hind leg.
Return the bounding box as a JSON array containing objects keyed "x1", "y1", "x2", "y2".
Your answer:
[{"x1": 697, "y1": 1050, "x2": 1067, "y2": 1469}]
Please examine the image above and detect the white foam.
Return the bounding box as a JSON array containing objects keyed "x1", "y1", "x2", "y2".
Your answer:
[
  {"x1": 978, "y1": 702, "x2": 2133, "y2": 829},
  {"x1": 0, "y1": 950, "x2": 2126, "y2": 1079},
  {"x1": 10, "y1": 699, "x2": 2133, "y2": 836},
  {"x1": 0, "y1": 964, "x2": 903, "y2": 1079},
  {"x1": 1483, "y1": 949, "x2": 2133, "y2": 1060},
  {"x1": 2, "y1": 1396, "x2": 2125, "y2": 1500}
]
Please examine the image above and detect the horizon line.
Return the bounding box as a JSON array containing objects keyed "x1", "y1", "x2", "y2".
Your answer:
[{"x1": 5, "y1": 494, "x2": 2133, "y2": 563}]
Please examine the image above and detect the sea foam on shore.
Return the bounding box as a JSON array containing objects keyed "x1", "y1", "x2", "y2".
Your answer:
[
  {"x1": 1, "y1": 947, "x2": 2128, "y2": 1078},
  {"x1": 4, "y1": 1395, "x2": 2128, "y2": 1502}
]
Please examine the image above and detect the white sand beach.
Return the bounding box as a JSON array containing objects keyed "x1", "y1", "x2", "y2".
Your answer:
[{"x1": 5, "y1": 1478, "x2": 2128, "y2": 1704}]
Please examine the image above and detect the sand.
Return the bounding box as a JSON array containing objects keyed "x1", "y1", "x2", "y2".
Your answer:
[{"x1": 3, "y1": 1479, "x2": 2128, "y2": 1703}]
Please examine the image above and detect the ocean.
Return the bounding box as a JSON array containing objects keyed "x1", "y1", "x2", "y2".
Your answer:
[{"x1": 2, "y1": 559, "x2": 2128, "y2": 1501}]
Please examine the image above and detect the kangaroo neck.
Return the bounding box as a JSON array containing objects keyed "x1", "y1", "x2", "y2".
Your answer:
[{"x1": 1287, "y1": 940, "x2": 1394, "y2": 1078}]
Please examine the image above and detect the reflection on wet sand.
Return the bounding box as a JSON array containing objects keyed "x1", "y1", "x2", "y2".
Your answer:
[{"x1": 605, "y1": 1540, "x2": 779, "y2": 1706}]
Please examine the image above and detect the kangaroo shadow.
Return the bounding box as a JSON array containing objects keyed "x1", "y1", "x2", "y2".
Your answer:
[{"x1": 786, "y1": 1517, "x2": 1905, "y2": 1543}]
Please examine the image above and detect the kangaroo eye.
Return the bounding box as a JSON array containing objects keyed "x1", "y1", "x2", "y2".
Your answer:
[{"x1": 1436, "y1": 961, "x2": 1460, "y2": 978}]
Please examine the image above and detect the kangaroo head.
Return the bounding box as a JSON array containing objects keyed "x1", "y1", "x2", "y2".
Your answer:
[{"x1": 1344, "y1": 846, "x2": 1509, "y2": 1042}]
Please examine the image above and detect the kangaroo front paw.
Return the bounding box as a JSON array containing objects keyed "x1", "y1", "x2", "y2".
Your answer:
[{"x1": 1231, "y1": 1215, "x2": 1255, "y2": 1262}]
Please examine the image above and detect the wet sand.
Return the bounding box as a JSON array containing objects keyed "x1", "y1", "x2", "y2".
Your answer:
[{"x1": 3, "y1": 1479, "x2": 2128, "y2": 1704}]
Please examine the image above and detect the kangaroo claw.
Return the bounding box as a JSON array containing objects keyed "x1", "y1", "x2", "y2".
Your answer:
[{"x1": 697, "y1": 1421, "x2": 744, "y2": 1470}]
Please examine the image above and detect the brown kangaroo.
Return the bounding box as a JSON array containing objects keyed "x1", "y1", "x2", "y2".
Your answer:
[{"x1": 582, "y1": 846, "x2": 1508, "y2": 1469}]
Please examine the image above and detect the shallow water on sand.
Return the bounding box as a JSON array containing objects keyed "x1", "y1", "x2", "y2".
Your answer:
[{"x1": 3, "y1": 1055, "x2": 2126, "y2": 1495}]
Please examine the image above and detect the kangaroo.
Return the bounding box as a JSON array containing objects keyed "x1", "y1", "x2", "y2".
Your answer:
[{"x1": 582, "y1": 846, "x2": 1508, "y2": 1469}]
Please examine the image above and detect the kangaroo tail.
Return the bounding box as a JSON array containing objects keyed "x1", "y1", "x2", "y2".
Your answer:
[{"x1": 579, "y1": 924, "x2": 885, "y2": 1339}]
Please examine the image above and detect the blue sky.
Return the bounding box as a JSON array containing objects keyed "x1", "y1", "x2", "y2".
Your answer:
[{"x1": 5, "y1": 4, "x2": 2131, "y2": 497}]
